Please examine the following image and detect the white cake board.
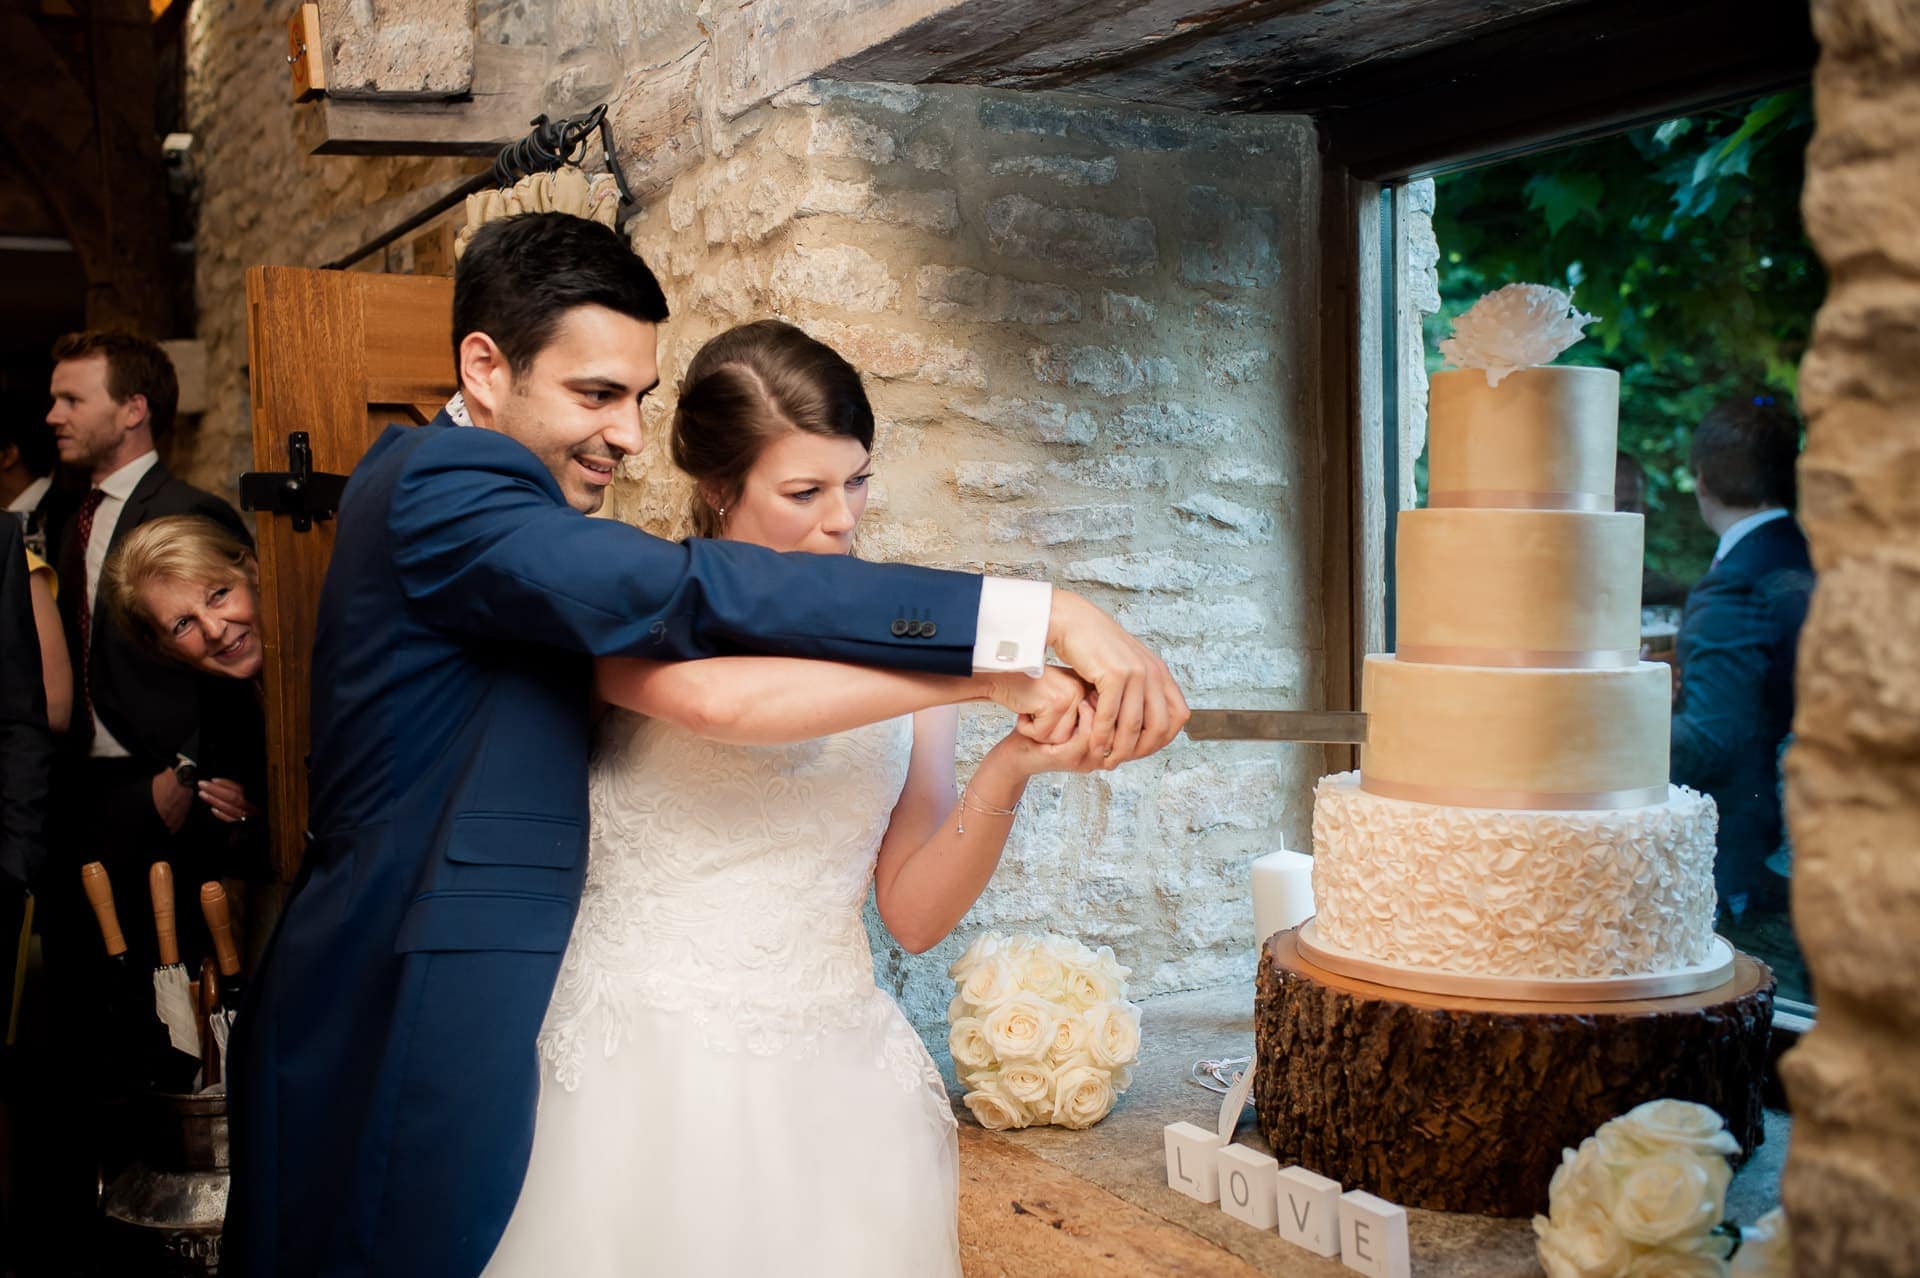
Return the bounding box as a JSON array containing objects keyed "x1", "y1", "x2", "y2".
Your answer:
[{"x1": 1295, "y1": 918, "x2": 1738, "y2": 1003}]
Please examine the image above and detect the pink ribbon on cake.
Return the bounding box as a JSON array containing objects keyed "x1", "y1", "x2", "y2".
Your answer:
[
  {"x1": 1428, "y1": 489, "x2": 1613, "y2": 512},
  {"x1": 1395, "y1": 644, "x2": 1640, "y2": 669},
  {"x1": 1359, "y1": 774, "x2": 1669, "y2": 811}
]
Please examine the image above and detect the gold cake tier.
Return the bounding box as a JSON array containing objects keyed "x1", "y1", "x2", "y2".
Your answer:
[
  {"x1": 1395, "y1": 508, "x2": 1645, "y2": 666},
  {"x1": 1360, "y1": 655, "x2": 1670, "y2": 808},
  {"x1": 1428, "y1": 366, "x2": 1620, "y2": 511}
]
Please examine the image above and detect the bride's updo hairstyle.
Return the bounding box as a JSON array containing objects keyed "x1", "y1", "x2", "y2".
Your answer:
[{"x1": 672, "y1": 320, "x2": 875, "y2": 538}]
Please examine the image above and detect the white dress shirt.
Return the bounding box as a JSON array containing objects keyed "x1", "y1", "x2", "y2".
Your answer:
[
  {"x1": 86, "y1": 449, "x2": 162, "y2": 758},
  {"x1": 1712, "y1": 508, "x2": 1790, "y2": 569},
  {"x1": 443, "y1": 394, "x2": 1053, "y2": 675},
  {"x1": 5, "y1": 473, "x2": 50, "y2": 517}
]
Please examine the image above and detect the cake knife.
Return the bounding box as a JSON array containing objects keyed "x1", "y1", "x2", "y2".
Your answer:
[{"x1": 1182, "y1": 710, "x2": 1368, "y2": 744}]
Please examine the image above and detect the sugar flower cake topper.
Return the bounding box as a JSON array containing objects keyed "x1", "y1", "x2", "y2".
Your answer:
[{"x1": 1439, "y1": 283, "x2": 1599, "y2": 387}]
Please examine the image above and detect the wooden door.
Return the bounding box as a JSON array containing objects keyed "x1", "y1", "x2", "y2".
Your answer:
[{"x1": 245, "y1": 266, "x2": 455, "y2": 880}]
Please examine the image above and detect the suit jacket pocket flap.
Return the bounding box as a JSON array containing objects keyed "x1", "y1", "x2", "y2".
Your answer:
[
  {"x1": 396, "y1": 891, "x2": 575, "y2": 953},
  {"x1": 445, "y1": 813, "x2": 583, "y2": 869}
]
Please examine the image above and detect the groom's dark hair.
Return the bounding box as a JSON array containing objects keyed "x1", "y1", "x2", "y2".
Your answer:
[{"x1": 453, "y1": 212, "x2": 670, "y2": 389}]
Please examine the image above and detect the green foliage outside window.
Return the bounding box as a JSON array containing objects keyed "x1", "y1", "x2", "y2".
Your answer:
[{"x1": 1424, "y1": 90, "x2": 1821, "y2": 584}]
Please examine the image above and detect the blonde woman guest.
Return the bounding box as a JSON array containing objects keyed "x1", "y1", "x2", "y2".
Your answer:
[{"x1": 101, "y1": 514, "x2": 269, "y2": 899}]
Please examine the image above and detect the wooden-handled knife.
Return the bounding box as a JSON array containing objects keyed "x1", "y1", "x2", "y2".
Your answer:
[{"x1": 1183, "y1": 710, "x2": 1368, "y2": 744}]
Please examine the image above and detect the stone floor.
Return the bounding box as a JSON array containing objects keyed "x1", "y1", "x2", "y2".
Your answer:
[{"x1": 944, "y1": 983, "x2": 1790, "y2": 1277}]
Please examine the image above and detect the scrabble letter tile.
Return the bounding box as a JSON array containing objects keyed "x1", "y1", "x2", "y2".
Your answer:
[
  {"x1": 1338, "y1": 1188, "x2": 1410, "y2": 1278},
  {"x1": 1216, "y1": 1145, "x2": 1279, "y2": 1230},
  {"x1": 1275, "y1": 1165, "x2": 1342, "y2": 1257},
  {"x1": 1163, "y1": 1121, "x2": 1228, "y2": 1203}
]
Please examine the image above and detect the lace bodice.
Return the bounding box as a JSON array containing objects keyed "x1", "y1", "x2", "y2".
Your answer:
[{"x1": 540, "y1": 712, "x2": 917, "y2": 1088}]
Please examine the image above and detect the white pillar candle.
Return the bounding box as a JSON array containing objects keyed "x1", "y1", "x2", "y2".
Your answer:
[{"x1": 1251, "y1": 844, "x2": 1315, "y2": 955}]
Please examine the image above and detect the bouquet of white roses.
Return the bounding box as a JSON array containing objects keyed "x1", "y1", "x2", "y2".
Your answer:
[
  {"x1": 947, "y1": 932, "x2": 1141, "y2": 1132},
  {"x1": 1534, "y1": 1100, "x2": 1791, "y2": 1278}
]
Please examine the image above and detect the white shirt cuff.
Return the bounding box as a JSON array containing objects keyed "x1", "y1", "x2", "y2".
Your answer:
[{"x1": 972, "y1": 577, "x2": 1052, "y2": 677}]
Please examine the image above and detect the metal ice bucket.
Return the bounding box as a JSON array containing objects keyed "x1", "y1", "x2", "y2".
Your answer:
[{"x1": 101, "y1": 1089, "x2": 228, "y2": 1274}]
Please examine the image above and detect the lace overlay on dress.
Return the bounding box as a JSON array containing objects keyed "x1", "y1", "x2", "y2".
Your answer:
[{"x1": 539, "y1": 712, "x2": 951, "y2": 1129}]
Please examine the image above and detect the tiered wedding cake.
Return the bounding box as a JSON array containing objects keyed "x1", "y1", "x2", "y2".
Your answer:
[{"x1": 1305, "y1": 292, "x2": 1721, "y2": 988}]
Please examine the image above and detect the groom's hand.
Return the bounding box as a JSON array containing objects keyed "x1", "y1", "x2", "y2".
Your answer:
[
  {"x1": 988, "y1": 666, "x2": 1087, "y2": 744},
  {"x1": 1046, "y1": 590, "x2": 1188, "y2": 767}
]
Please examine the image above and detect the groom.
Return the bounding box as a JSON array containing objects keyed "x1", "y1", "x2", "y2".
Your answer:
[{"x1": 225, "y1": 212, "x2": 1187, "y2": 1278}]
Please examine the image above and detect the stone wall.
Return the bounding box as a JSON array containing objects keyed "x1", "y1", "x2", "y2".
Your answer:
[
  {"x1": 176, "y1": 0, "x2": 523, "y2": 497},
  {"x1": 614, "y1": 82, "x2": 1323, "y2": 1032},
  {"x1": 1779, "y1": 0, "x2": 1920, "y2": 1271}
]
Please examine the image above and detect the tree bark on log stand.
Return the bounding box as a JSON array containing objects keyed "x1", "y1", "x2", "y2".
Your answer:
[{"x1": 1253, "y1": 927, "x2": 1775, "y2": 1217}]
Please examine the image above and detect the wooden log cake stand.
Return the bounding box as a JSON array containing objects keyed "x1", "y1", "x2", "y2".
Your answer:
[{"x1": 1253, "y1": 926, "x2": 1775, "y2": 1218}]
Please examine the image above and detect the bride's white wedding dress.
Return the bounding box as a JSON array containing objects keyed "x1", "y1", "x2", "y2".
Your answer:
[{"x1": 482, "y1": 712, "x2": 960, "y2": 1276}]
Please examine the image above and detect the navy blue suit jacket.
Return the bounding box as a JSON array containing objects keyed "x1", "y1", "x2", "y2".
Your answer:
[
  {"x1": 226, "y1": 419, "x2": 982, "y2": 1277},
  {"x1": 1670, "y1": 515, "x2": 1814, "y2": 900}
]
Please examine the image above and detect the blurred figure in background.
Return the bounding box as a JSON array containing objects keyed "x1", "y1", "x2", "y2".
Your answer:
[
  {"x1": 1670, "y1": 396, "x2": 1814, "y2": 919},
  {"x1": 1, "y1": 410, "x2": 75, "y2": 561}
]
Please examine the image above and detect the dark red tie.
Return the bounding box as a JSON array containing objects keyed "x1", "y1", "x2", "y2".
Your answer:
[{"x1": 73, "y1": 487, "x2": 105, "y2": 734}]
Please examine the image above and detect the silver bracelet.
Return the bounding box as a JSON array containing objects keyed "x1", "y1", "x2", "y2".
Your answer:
[{"x1": 955, "y1": 785, "x2": 1020, "y2": 835}]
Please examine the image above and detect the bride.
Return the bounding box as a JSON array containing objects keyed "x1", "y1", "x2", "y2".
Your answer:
[{"x1": 482, "y1": 320, "x2": 1108, "y2": 1276}]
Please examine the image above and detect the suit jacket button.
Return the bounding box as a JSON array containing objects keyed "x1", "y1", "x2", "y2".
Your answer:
[
  {"x1": 891, "y1": 619, "x2": 909, "y2": 637},
  {"x1": 921, "y1": 621, "x2": 937, "y2": 638},
  {"x1": 908, "y1": 620, "x2": 926, "y2": 637}
]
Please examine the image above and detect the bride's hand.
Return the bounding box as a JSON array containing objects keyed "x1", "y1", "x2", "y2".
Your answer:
[
  {"x1": 991, "y1": 699, "x2": 1105, "y2": 778},
  {"x1": 986, "y1": 666, "x2": 1086, "y2": 744}
]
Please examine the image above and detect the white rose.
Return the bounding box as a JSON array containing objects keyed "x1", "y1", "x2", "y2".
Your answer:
[
  {"x1": 1047, "y1": 1011, "x2": 1091, "y2": 1064},
  {"x1": 1729, "y1": 1208, "x2": 1789, "y2": 1278},
  {"x1": 948, "y1": 993, "x2": 970, "y2": 1022},
  {"x1": 1063, "y1": 963, "x2": 1117, "y2": 1008},
  {"x1": 982, "y1": 994, "x2": 1057, "y2": 1063},
  {"x1": 1042, "y1": 933, "x2": 1095, "y2": 966},
  {"x1": 963, "y1": 1084, "x2": 1031, "y2": 1132},
  {"x1": 1548, "y1": 1138, "x2": 1618, "y2": 1221},
  {"x1": 1050, "y1": 1062, "x2": 1117, "y2": 1130},
  {"x1": 948, "y1": 932, "x2": 1005, "y2": 983},
  {"x1": 959, "y1": 953, "x2": 1023, "y2": 1011},
  {"x1": 1083, "y1": 1002, "x2": 1142, "y2": 1069},
  {"x1": 998, "y1": 1062, "x2": 1052, "y2": 1106},
  {"x1": 1091, "y1": 944, "x2": 1131, "y2": 986},
  {"x1": 948, "y1": 1016, "x2": 994, "y2": 1071},
  {"x1": 1612, "y1": 1101, "x2": 1742, "y2": 1161},
  {"x1": 1015, "y1": 948, "x2": 1069, "y2": 1001},
  {"x1": 1534, "y1": 1203, "x2": 1633, "y2": 1278},
  {"x1": 1108, "y1": 1063, "x2": 1134, "y2": 1093},
  {"x1": 1613, "y1": 1150, "x2": 1724, "y2": 1247}
]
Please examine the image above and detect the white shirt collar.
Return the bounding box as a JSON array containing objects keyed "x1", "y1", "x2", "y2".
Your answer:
[
  {"x1": 1714, "y1": 507, "x2": 1789, "y2": 564},
  {"x1": 5, "y1": 474, "x2": 50, "y2": 513},
  {"x1": 95, "y1": 448, "x2": 160, "y2": 500},
  {"x1": 445, "y1": 392, "x2": 474, "y2": 427}
]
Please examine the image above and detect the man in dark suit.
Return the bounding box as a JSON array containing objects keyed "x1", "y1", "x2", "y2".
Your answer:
[
  {"x1": 42, "y1": 331, "x2": 251, "y2": 964},
  {"x1": 1, "y1": 410, "x2": 77, "y2": 562},
  {"x1": 1671, "y1": 396, "x2": 1814, "y2": 915},
  {"x1": 225, "y1": 212, "x2": 1187, "y2": 1278}
]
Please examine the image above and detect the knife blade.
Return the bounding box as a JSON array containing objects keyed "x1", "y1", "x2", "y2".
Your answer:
[{"x1": 1183, "y1": 709, "x2": 1368, "y2": 744}]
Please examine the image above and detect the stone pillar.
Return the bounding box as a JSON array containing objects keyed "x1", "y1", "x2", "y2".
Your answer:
[
  {"x1": 1779, "y1": 0, "x2": 1920, "y2": 1272},
  {"x1": 619, "y1": 82, "x2": 1323, "y2": 1031}
]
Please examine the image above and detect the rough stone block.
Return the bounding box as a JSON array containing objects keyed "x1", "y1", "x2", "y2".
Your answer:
[
  {"x1": 917, "y1": 266, "x2": 1082, "y2": 324},
  {"x1": 985, "y1": 194, "x2": 1157, "y2": 278},
  {"x1": 953, "y1": 460, "x2": 1039, "y2": 501},
  {"x1": 1114, "y1": 597, "x2": 1265, "y2": 643},
  {"x1": 1046, "y1": 456, "x2": 1169, "y2": 489},
  {"x1": 1205, "y1": 348, "x2": 1273, "y2": 387},
  {"x1": 989, "y1": 153, "x2": 1118, "y2": 186},
  {"x1": 808, "y1": 320, "x2": 985, "y2": 387},
  {"x1": 1161, "y1": 759, "x2": 1294, "y2": 834},
  {"x1": 948, "y1": 396, "x2": 1096, "y2": 445},
  {"x1": 807, "y1": 114, "x2": 899, "y2": 163},
  {"x1": 1107, "y1": 403, "x2": 1236, "y2": 448},
  {"x1": 1195, "y1": 298, "x2": 1274, "y2": 329},
  {"x1": 977, "y1": 93, "x2": 1272, "y2": 156},
  {"x1": 769, "y1": 243, "x2": 899, "y2": 313},
  {"x1": 989, "y1": 504, "x2": 1134, "y2": 547},
  {"x1": 1101, "y1": 292, "x2": 1157, "y2": 326},
  {"x1": 1063, "y1": 554, "x2": 1254, "y2": 593},
  {"x1": 1162, "y1": 642, "x2": 1302, "y2": 694},
  {"x1": 1276, "y1": 1166, "x2": 1342, "y2": 1257},
  {"x1": 1205, "y1": 458, "x2": 1292, "y2": 488},
  {"x1": 1182, "y1": 187, "x2": 1281, "y2": 289},
  {"x1": 1175, "y1": 493, "x2": 1276, "y2": 544},
  {"x1": 317, "y1": 0, "x2": 475, "y2": 99},
  {"x1": 1028, "y1": 345, "x2": 1177, "y2": 396},
  {"x1": 1217, "y1": 1144, "x2": 1280, "y2": 1231}
]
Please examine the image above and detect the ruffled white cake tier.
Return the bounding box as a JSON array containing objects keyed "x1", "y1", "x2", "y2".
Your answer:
[{"x1": 1309, "y1": 771, "x2": 1718, "y2": 980}]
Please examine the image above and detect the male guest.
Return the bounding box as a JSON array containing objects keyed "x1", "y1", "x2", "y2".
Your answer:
[
  {"x1": 1671, "y1": 396, "x2": 1815, "y2": 915},
  {"x1": 43, "y1": 332, "x2": 249, "y2": 969}
]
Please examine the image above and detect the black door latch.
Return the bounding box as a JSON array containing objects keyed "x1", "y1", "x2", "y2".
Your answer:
[{"x1": 240, "y1": 432, "x2": 349, "y2": 533}]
